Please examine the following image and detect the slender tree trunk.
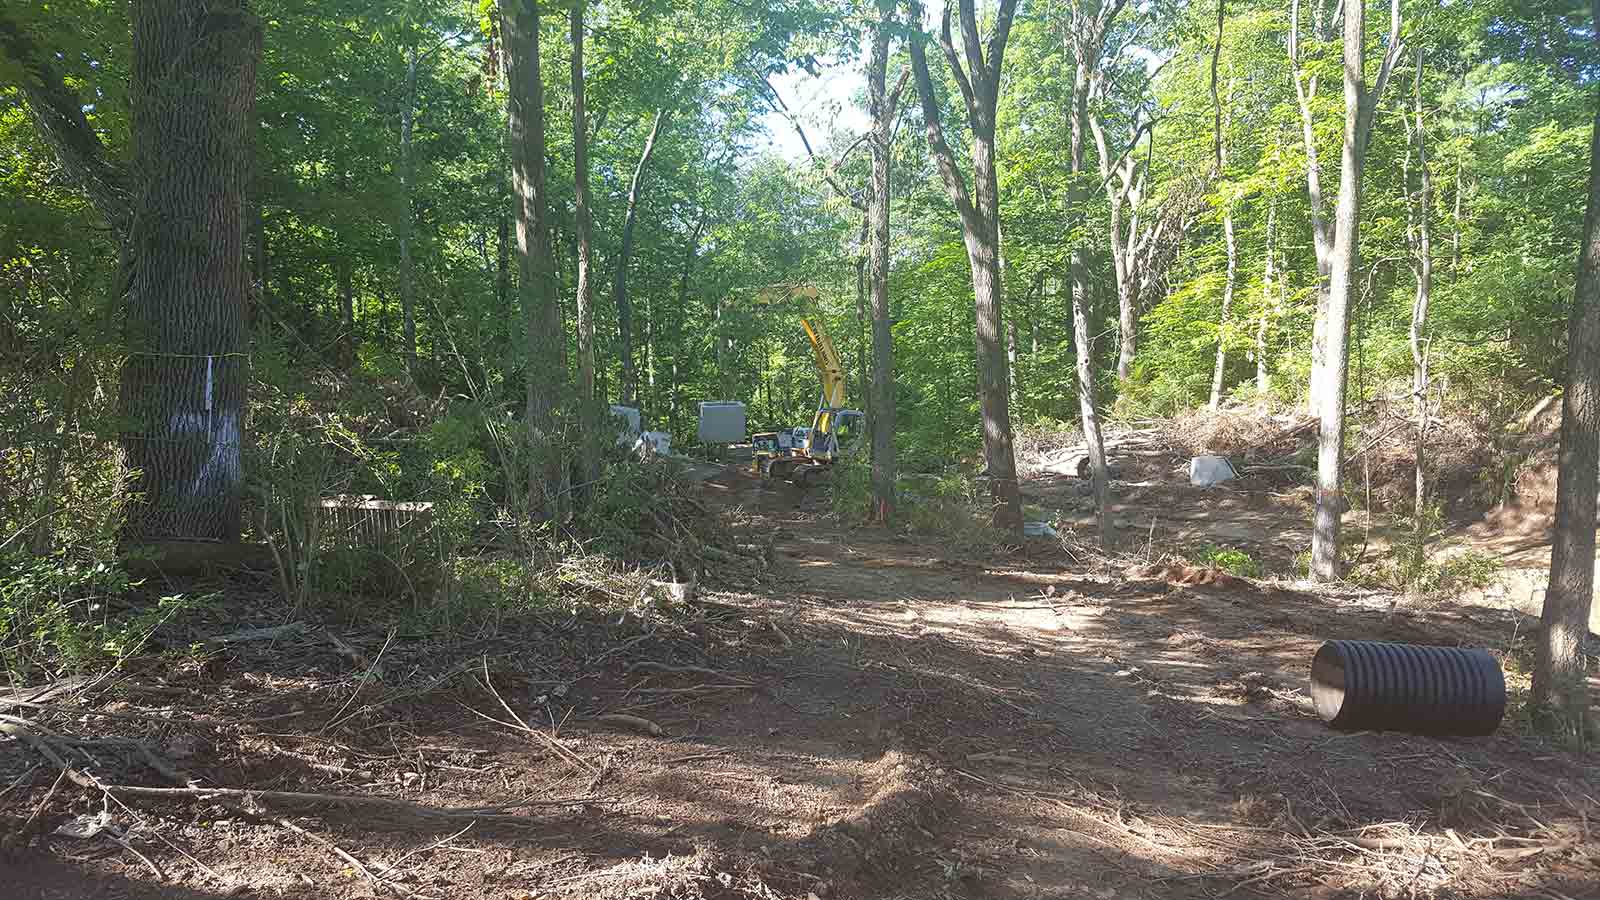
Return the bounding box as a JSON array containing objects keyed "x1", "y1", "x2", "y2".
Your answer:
[
  {"x1": 120, "y1": 0, "x2": 259, "y2": 543},
  {"x1": 1409, "y1": 50, "x2": 1434, "y2": 532},
  {"x1": 496, "y1": 182, "x2": 510, "y2": 311},
  {"x1": 1256, "y1": 201, "x2": 1277, "y2": 394},
  {"x1": 672, "y1": 212, "x2": 706, "y2": 431},
  {"x1": 1068, "y1": 47, "x2": 1113, "y2": 549},
  {"x1": 1311, "y1": 0, "x2": 1400, "y2": 580},
  {"x1": 1210, "y1": 210, "x2": 1237, "y2": 410},
  {"x1": 399, "y1": 44, "x2": 419, "y2": 376},
  {"x1": 249, "y1": 202, "x2": 267, "y2": 326},
  {"x1": 339, "y1": 257, "x2": 355, "y2": 367},
  {"x1": 570, "y1": 0, "x2": 597, "y2": 418},
  {"x1": 503, "y1": 0, "x2": 563, "y2": 517},
  {"x1": 855, "y1": 214, "x2": 869, "y2": 419},
  {"x1": 1532, "y1": 0, "x2": 1600, "y2": 730},
  {"x1": 1452, "y1": 152, "x2": 1464, "y2": 274},
  {"x1": 614, "y1": 108, "x2": 666, "y2": 406},
  {"x1": 866, "y1": 17, "x2": 900, "y2": 523},
  {"x1": 1291, "y1": 0, "x2": 1336, "y2": 411}
]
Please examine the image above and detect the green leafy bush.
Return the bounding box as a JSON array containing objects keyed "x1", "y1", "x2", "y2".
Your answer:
[
  {"x1": 0, "y1": 550, "x2": 207, "y2": 682},
  {"x1": 1188, "y1": 544, "x2": 1262, "y2": 578}
]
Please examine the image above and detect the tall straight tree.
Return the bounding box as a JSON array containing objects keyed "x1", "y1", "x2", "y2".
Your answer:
[
  {"x1": 1061, "y1": 0, "x2": 1124, "y2": 549},
  {"x1": 1308, "y1": 0, "x2": 1403, "y2": 580},
  {"x1": 1404, "y1": 48, "x2": 1434, "y2": 538},
  {"x1": 502, "y1": 0, "x2": 564, "y2": 516},
  {"x1": 1289, "y1": 0, "x2": 1337, "y2": 411},
  {"x1": 614, "y1": 108, "x2": 667, "y2": 407},
  {"x1": 119, "y1": 0, "x2": 260, "y2": 542},
  {"x1": 910, "y1": 0, "x2": 1023, "y2": 534},
  {"x1": 571, "y1": 0, "x2": 596, "y2": 410},
  {"x1": 1533, "y1": 0, "x2": 1600, "y2": 734},
  {"x1": 866, "y1": 6, "x2": 909, "y2": 523},
  {"x1": 1208, "y1": 3, "x2": 1236, "y2": 411}
]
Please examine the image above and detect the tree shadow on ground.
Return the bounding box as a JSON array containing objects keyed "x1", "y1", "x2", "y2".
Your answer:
[{"x1": 3, "y1": 537, "x2": 1597, "y2": 899}]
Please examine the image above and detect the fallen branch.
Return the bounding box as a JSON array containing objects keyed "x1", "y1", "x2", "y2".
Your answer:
[
  {"x1": 0, "y1": 698, "x2": 303, "y2": 727},
  {"x1": 473, "y1": 658, "x2": 595, "y2": 774},
  {"x1": 626, "y1": 661, "x2": 744, "y2": 681},
  {"x1": 1, "y1": 713, "x2": 591, "y2": 827},
  {"x1": 269, "y1": 810, "x2": 398, "y2": 895},
  {"x1": 3, "y1": 766, "x2": 67, "y2": 848},
  {"x1": 593, "y1": 714, "x2": 663, "y2": 736},
  {"x1": 321, "y1": 627, "x2": 397, "y2": 733}
]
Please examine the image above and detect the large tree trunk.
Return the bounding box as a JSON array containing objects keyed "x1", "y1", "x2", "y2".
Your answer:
[
  {"x1": 1310, "y1": 0, "x2": 1401, "y2": 580},
  {"x1": 570, "y1": 1, "x2": 596, "y2": 411},
  {"x1": 1532, "y1": 0, "x2": 1600, "y2": 731},
  {"x1": 503, "y1": 0, "x2": 563, "y2": 517},
  {"x1": 398, "y1": 44, "x2": 419, "y2": 376},
  {"x1": 909, "y1": 0, "x2": 1023, "y2": 534},
  {"x1": 119, "y1": 0, "x2": 259, "y2": 543},
  {"x1": 614, "y1": 108, "x2": 666, "y2": 406},
  {"x1": 866, "y1": 17, "x2": 901, "y2": 523}
]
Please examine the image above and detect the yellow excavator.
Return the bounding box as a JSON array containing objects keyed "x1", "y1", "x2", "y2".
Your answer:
[{"x1": 750, "y1": 285, "x2": 864, "y2": 484}]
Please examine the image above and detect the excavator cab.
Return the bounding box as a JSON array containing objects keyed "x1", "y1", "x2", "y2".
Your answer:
[{"x1": 804, "y1": 408, "x2": 863, "y2": 461}]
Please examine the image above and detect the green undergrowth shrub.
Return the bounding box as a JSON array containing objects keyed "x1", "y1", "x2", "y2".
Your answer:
[
  {"x1": 1187, "y1": 544, "x2": 1262, "y2": 578},
  {"x1": 0, "y1": 550, "x2": 210, "y2": 684},
  {"x1": 829, "y1": 461, "x2": 1013, "y2": 553}
]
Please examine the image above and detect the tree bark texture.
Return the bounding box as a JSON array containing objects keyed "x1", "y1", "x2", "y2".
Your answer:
[
  {"x1": 614, "y1": 108, "x2": 666, "y2": 407},
  {"x1": 571, "y1": 1, "x2": 596, "y2": 409},
  {"x1": 910, "y1": 0, "x2": 1023, "y2": 534},
  {"x1": 1532, "y1": 0, "x2": 1600, "y2": 730},
  {"x1": 503, "y1": 0, "x2": 564, "y2": 516},
  {"x1": 119, "y1": 0, "x2": 260, "y2": 543},
  {"x1": 866, "y1": 15, "x2": 902, "y2": 523},
  {"x1": 1309, "y1": 0, "x2": 1402, "y2": 581}
]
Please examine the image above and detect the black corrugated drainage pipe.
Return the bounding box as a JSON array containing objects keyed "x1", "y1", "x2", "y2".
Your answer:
[{"x1": 1310, "y1": 640, "x2": 1506, "y2": 736}]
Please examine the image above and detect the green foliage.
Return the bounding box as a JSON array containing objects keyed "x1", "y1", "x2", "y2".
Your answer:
[
  {"x1": 1351, "y1": 508, "x2": 1504, "y2": 597},
  {"x1": 827, "y1": 454, "x2": 873, "y2": 521},
  {"x1": 1187, "y1": 544, "x2": 1263, "y2": 579},
  {"x1": 1, "y1": 0, "x2": 1594, "y2": 659},
  {"x1": 0, "y1": 551, "x2": 208, "y2": 682}
]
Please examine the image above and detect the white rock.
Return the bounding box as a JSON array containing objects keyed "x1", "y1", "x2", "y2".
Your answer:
[{"x1": 1189, "y1": 455, "x2": 1237, "y2": 487}]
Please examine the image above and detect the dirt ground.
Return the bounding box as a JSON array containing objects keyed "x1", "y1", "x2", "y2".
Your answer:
[{"x1": 2, "y1": 456, "x2": 1598, "y2": 899}]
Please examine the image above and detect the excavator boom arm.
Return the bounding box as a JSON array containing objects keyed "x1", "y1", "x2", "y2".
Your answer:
[{"x1": 800, "y1": 317, "x2": 847, "y2": 410}]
